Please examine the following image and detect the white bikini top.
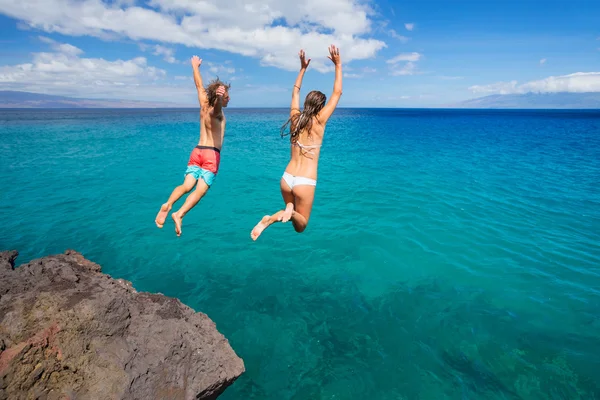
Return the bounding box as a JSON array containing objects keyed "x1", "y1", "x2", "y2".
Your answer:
[{"x1": 294, "y1": 141, "x2": 321, "y2": 156}]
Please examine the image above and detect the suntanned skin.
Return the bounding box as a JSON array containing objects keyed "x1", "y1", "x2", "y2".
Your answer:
[
  {"x1": 155, "y1": 55, "x2": 230, "y2": 236},
  {"x1": 251, "y1": 44, "x2": 342, "y2": 240}
]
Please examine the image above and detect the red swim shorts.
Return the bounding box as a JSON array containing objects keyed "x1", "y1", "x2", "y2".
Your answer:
[{"x1": 187, "y1": 145, "x2": 221, "y2": 174}]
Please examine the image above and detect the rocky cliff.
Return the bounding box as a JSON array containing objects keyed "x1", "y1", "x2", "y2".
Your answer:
[{"x1": 0, "y1": 250, "x2": 244, "y2": 400}]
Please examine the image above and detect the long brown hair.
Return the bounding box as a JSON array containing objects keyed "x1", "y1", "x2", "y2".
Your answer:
[
  {"x1": 281, "y1": 90, "x2": 326, "y2": 144},
  {"x1": 206, "y1": 77, "x2": 231, "y2": 107}
]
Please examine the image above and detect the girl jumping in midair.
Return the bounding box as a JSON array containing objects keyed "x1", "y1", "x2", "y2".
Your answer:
[{"x1": 251, "y1": 45, "x2": 342, "y2": 240}]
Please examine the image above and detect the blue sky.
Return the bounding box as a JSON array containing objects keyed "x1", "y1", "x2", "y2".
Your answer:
[{"x1": 0, "y1": 0, "x2": 598, "y2": 107}]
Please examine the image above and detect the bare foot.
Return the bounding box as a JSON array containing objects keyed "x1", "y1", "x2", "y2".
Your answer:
[
  {"x1": 279, "y1": 203, "x2": 294, "y2": 223},
  {"x1": 155, "y1": 203, "x2": 171, "y2": 228},
  {"x1": 172, "y1": 212, "x2": 183, "y2": 236},
  {"x1": 251, "y1": 215, "x2": 272, "y2": 241}
]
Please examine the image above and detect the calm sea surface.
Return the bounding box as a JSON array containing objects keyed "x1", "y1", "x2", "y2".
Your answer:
[{"x1": 1, "y1": 108, "x2": 599, "y2": 399}]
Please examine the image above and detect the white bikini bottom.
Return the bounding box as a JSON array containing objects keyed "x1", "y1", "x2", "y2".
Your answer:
[{"x1": 282, "y1": 172, "x2": 316, "y2": 189}]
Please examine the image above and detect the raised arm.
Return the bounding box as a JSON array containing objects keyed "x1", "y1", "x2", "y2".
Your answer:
[
  {"x1": 191, "y1": 55, "x2": 209, "y2": 107},
  {"x1": 317, "y1": 45, "x2": 342, "y2": 124},
  {"x1": 211, "y1": 85, "x2": 226, "y2": 118},
  {"x1": 291, "y1": 49, "x2": 311, "y2": 116}
]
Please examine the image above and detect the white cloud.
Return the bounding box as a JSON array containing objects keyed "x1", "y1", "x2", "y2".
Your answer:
[
  {"x1": 389, "y1": 29, "x2": 409, "y2": 42},
  {"x1": 38, "y1": 36, "x2": 56, "y2": 45},
  {"x1": 0, "y1": 0, "x2": 386, "y2": 72},
  {"x1": 469, "y1": 81, "x2": 519, "y2": 94},
  {"x1": 0, "y1": 38, "x2": 304, "y2": 106},
  {"x1": 341, "y1": 65, "x2": 376, "y2": 79},
  {"x1": 387, "y1": 52, "x2": 421, "y2": 63},
  {"x1": 404, "y1": 23, "x2": 415, "y2": 31},
  {"x1": 206, "y1": 62, "x2": 236, "y2": 75},
  {"x1": 469, "y1": 72, "x2": 600, "y2": 94},
  {"x1": 390, "y1": 61, "x2": 417, "y2": 76},
  {"x1": 386, "y1": 52, "x2": 421, "y2": 76},
  {"x1": 38, "y1": 36, "x2": 83, "y2": 56},
  {"x1": 153, "y1": 45, "x2": 176, "y2": 63},
  {"x1": 0, "y1": 38, "x2": 169, "y2": 99},
  {"x1": 540, "y1": 58, "x2": 547, "y2": 65}
]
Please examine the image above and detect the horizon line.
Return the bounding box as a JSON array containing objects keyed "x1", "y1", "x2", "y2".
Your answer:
[{"x1": 1, "y1": 106, "x2": 599, "y2": 111}]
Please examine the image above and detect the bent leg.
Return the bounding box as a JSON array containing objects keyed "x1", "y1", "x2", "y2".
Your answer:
[
  {"x1": 279, "y1": 177, "x2": 295, "y2": 223},
  {"x1": 251, "y1": 210, "x2": 285, "y2": 241},
  {"x1": 290, "y1": 185, "x2": 316, "y2": 233},
  {"x1": 172, "y1": 178, "x2": 210, "y2": 236},
  {"x1": 156, "y1": 174, "x2": 197, "y2": 228}
]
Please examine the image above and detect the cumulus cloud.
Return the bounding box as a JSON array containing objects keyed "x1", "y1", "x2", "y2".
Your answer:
[
  {"x1": 469, "y1": 72, "x2": 600, "y2": 94},
  {"x1": 0, "y1": 38, "x2": 297, "y2": 105},
  {"x1": 404, "y1": 23, "x2": 415, "y2": 31},
  {"x1": 0, "y1": 38, "x2": 170, "y2": 99},
  {"x1": 0, "y1": 0, "x2": 386, "y2": 72},
  {"x1": 386, "y1": 52, "x2": 421, "y2": 76},
  {"x1": 153, "y1": 45, "x2": 176, "y2": 63}
]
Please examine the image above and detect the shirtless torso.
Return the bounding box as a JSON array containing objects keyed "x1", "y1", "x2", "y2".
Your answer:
[
  {"x1": 198, "y1": 101, "x2": 226, "y2": 149},
  {"x1": 155, "y1": 55, "x2": 230, "y2": 237}
]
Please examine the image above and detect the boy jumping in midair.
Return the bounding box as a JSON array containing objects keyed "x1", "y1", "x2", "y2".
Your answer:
[{"x1": 155, "y1": 55, "x2": 230, "y2": 236}]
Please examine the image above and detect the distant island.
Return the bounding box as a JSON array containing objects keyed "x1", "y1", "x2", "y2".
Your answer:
[
  {"x1": 0, "y1": 90, "x2": 187, "y2": 108},
  {"x1": 451, "y1": 92, "x2": 600, "y2": 109},
  {"x1": 2, "y1": 90, "x2": 600, "y2": 109}
]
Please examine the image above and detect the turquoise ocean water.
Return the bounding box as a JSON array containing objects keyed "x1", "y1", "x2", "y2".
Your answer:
[{"x1": 1, "y1": 108, "x2": 599, "y2": 399}]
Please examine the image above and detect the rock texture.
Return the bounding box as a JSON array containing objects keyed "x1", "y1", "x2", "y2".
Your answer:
[{"x1": 0, "y1": 250, "x2": 244, "y2": 400}]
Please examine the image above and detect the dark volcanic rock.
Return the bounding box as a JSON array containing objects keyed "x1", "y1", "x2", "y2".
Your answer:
[{"x1": 0, "y1": 250, "x2": 244, "y2": 400}]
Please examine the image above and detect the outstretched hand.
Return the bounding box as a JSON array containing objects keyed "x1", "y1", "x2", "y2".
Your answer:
[
  {"x1": 327, "y1": 45, "x2": 341, "y2": 65},
  {"x1": 191, "y1": 55, "x2": 202, "y2": 69},
  {"x1": 299, "y1": 49, "x2": 311, "y2": 69}
]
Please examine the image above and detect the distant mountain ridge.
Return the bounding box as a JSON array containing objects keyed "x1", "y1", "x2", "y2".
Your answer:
[
  {"x1": 451, "y1": 92, "x2": 600, "y2": 109},
  {"x1": 0, "y1": 91, "x2": 186, "y2": 108},
  {"x1": 2, "y1": 90, "x2": 600, "y2": 109}
]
